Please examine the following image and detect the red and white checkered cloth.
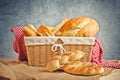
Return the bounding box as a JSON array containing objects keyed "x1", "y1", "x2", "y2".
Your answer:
[
  {"x1": 91, "y1": 38, "x2": 120, "y2": 68},
  {"x1": 11, "y1": 26, "x2": 120, "y2": 68},
  {"x1": 11, "y1": 26, "x2": 27, "y2": 61}
]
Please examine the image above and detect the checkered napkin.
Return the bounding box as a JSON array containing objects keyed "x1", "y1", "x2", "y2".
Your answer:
[
  {"x1": 11, "y1": 26, "x2": 120, "y2": 68},
  {"x1": 11, "y1": 26, "x2": 27, "y2": 61}
]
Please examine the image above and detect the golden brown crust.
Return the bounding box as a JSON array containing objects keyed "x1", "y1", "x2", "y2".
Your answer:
[
  {"x1": 46, "y1": 50, "x2": 104, "y2": 75},
  {"x1": 27, "y1": 24, "x2": 38, "y2": 33},
  {"x1": 46, "y1": 50, "x2": 85, "y2": 72},
  {"x1": 76, "y1": 19, "x2": 99, "y2": 37},
  {"x1": 63, "y1": 50, "x2": 85, "y2": 62},
  {"x1": 52, "y1": 18, "x2": 69, "y2": 35},
  {"x1": 63, "y1": 61, "x2": 104, "y2": 75},
  {"x1": 59, "y1": 16, "x2": 99, "y2": 37},
  {"x1": 46, "y1": 60, "x2": 60, "y2": 72},
  {"x1": 23, "y1": 26, "x2": 37, "y2": 36},
  {"x1": 37, "y1": 25, "x2": 54, "y2": 36}
]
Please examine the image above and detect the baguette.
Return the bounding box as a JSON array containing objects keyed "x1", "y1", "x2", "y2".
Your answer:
[
  {"x1": 52, "y1": 18, "x2": 69, "y2": 36},
  {"x1": 23, "y1": 25, "x2": 37, "y2": 36},
  {"x1": 37, "y1": 25, "x2": 54, "y2": 36}
]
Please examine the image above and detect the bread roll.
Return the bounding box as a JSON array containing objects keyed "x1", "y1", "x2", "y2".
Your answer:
[
  {"x1": 37, "y1": 25, "x2": 54, "y2": 36},
  {"x1": 46, "y1": 60, "x2": 60, "y2": 72},
  {"x1": 52, "y1": 55, "x2": 69, "y2": 67},
  {"x1": 46, "y1": 50, "x2": 85, "y2": 72},
  {"x1": 59, "y1": 16, "x2": 99, "y2": 37}
]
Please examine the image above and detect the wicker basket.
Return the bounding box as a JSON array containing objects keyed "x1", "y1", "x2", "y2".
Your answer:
[{"x1": 24, "y1": 37, "x2": 95, "y2": 67}]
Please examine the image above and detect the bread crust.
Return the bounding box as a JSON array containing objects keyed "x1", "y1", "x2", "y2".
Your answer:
[
  {"x1": 23, "y1": 26, "x2": 37, "y2": 36},
  {"x1": 63, "y1": 61, "x2": 104, "y2": 75},
  {"x1": 76, "y1": 19, "x2": 99, "y2": 37},
  {"x1": 46, "y1": 50, "x2": 104, "y2": 75},
  {"x1": 46, "y1": 60, "x2": 60, "y2": 72},
  {"x1": 46, "y1": 50, "x2": 85, "y2": 72},
  {"x1": 37, "y1": 25, "x2": 54, "y2": 36},
  {"x1": 59, "y1": 16, "x2": 99, "y2": 37},
  {"x1": 52, "y1": 18, "x2": 69, "y2": 35}
]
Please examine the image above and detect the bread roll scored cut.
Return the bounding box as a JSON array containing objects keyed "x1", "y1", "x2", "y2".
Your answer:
[
  {"x1": 59, "y1": 16, "x2": 99, "y2": 37},
  {"x1": 76, "y1": 18, "x2": 99, "y2": 37}
]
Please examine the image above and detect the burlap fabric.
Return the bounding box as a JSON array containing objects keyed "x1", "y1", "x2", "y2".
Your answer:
[{"x1": 0, "y1": 59, "x2": 119, "y2": 80}]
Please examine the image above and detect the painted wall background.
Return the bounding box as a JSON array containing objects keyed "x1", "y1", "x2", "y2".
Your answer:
[{"x1": 0, "y1": 0, "x2": 120, "y2": 59}]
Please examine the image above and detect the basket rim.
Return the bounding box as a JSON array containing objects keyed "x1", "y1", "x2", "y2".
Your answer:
[{"x1": 24, "y1": 37, "x2": 95, "y2": 46}]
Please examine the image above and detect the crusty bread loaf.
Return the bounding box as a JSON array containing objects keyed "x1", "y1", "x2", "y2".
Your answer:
[
  {"x1": 76, "y1": 18, "x2": 99, "y2": 37},
  {"x1": 63, "y1": 61, "x2": 104, "y2": 75},
  {"x1": 59, "y1": 16, "x2": 99, "y2": 37},
  {"x1": 46, "y1": 50, "x2": 85, "y2": 72}
]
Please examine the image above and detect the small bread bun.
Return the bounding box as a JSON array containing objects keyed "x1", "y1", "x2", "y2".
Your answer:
[
  {"x1": 37, "y1": 25, "x2": 54, "y2": 36},
  {"x1": 59, "y1": 16, "x2": 99, "y2": 37},
  {"x1": 46, "y1": 60, "x2": 60, "y2": 72},
  {"x1": 23, "y1": 25, "x2": 37, "y2": 36},
  {"x1": 52, "y1": 55, "x2": 69, "y2": 67}
]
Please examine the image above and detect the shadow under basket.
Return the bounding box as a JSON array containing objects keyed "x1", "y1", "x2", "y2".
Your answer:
[{"x1": 24, "y1": 37, "x2": 95, "y2": 67}]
